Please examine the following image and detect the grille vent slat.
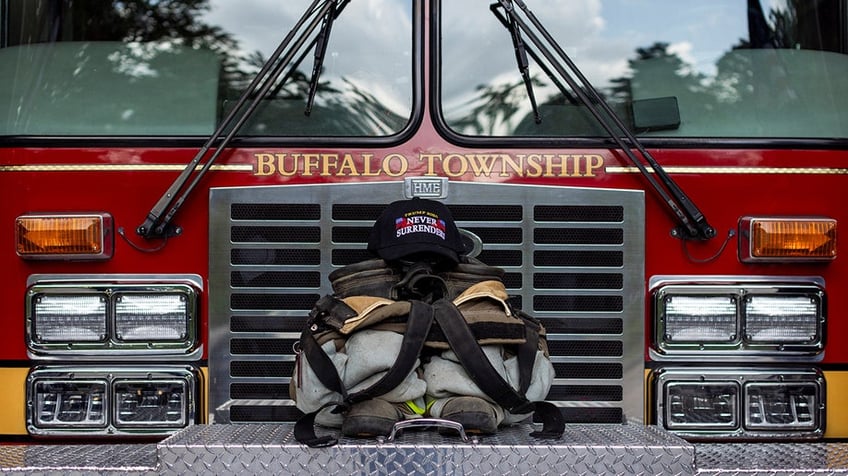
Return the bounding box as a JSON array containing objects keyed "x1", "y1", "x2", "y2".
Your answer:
[{"x1": 209, "y1": 183, "x2": 644, "y2": 425}]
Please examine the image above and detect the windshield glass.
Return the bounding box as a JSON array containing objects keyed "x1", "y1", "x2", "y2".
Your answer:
[
  {"x1": 0, "y1": 0, "x2": 414, "y2": 137},
  {"x1": 439, "y1": 0, "x2": 848, "y2": 140}
]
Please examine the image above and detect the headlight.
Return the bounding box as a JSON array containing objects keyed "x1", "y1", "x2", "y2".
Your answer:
[
  {"x1": 27, "y1": 366, "x2": 196, "y2": 437},
  {"x1": 114, "y1": 380, "x2": 187, "y2": 427},
  {"x1": 655, "y1": 368, "x2": 824, "y2": 440},
  {"x1": 34, "y1": 381, "x2": 107, "y2": 428},
  {"x1": 33, "y1": 294, "x2": 107, "y2": 342},
  {"x1": 26, "y1": 277, "x2": 200, "y2": 358},
  {"x1": 745, "y1": 296, "x2": 819, "y2": 343},
  {"x1": 665, "y1": 382, "x2": 738, "y2": 429},
  {"x1": 115, "y1": 293, "x2": 189, "y2": 342},
  {"x1": 664, "y1": 295, "x2": 737, "y2": 343},
  {"x1": 653, "y1": 281, "x2": 824, "y2": 356}
]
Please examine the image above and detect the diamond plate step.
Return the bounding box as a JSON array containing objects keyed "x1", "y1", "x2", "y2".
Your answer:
[{"x1": 156, "y1": 423, "x2": 694, "y2": 475}]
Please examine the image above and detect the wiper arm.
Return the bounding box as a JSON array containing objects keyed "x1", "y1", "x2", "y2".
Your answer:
[
  {"x1": 490, "y1": 3, "x2": 577, "y2": 107},
  {"x1": 136, "y1": 0, "x2": 341, "y2": 240},
  {"x1": 305, "y1": 0, "x2": 348, "y2": 116},
  {"x1": 495, "y1": 0, "x2": 716, "y2": 241},
  {"x1": 493, "y1": 0, "x2": 541, "y2": 123}
]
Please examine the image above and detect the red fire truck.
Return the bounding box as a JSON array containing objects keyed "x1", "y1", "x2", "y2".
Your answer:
[{"x1": 1, "y1": 0, "x2": 846, "y2": 473}]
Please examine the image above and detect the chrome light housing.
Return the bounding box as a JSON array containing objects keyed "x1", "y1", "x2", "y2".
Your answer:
[
  {"x1": 654, "y1": 367, "x2": 824, "y2": 440},
  {"x1": 653, "y1": 279, "x2": 825, "y2": 357},
  {"x1": 26, "y1": 276, "x2": 200, "y2": 358},
  {"x1": 27, "y1": 366, "x2": 197, "y2": 437}
]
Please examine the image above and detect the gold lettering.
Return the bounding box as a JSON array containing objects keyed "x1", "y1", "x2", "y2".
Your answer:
[
  {"x1": 337, "y1": 153, "x2": 360, "y2": 176},
  {"x1": 302, "y1": 153, "x2": 320, "y2": 176},
  {"x1": 465, "y1": 154, "x2": 498, "y2": 177},
  {"x1": 320, "y1": 153, "x2": 338, "y2": 176},
  {"x1": 275, "y1": 153, "x2": 298, "y2": 176},
  {"x1": 361, "y1": 153, "x2": 380, "y2": 176},
  {"x1": 525, "y1": 154, "x2": 544, "y2": 177},
  {"x1": 382, "y1": 153, "x2": 407, "y2": 177},
  {"x1": 442, "y1": 153, "x2": 467, "y2": 177},
  {"x1": 255, "y1": 153, "x2": 276, "y2": 176},
  {"x1": 419, "y1": 153, "x2": 441, "y2": 176},
  {"x1": 500, "y1": 154, "x2": 524, "y2": 177},
  {"x1": 585, "y1": 154, "x2": 604, "y2": 177},
  {"x1": 251, "y1": 150, "x2": 605, "y2": 179}
]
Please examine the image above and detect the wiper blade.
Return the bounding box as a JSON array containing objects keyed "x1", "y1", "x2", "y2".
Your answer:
[
  {"x1": 136, "y1": 0, "x2": 341, "y2": 241},
  {"x1": 492, "y1": 0, "x2": 541, "y2": 123},
  {"x1": 305, "y1": 0, "x2": 349, "y2": 116},
  {"x1": 495, "y1": 0, "x2": 715, "y2": 241},
  {"x1": 490, "y1": 3, "x2": 578, "y2": 107}
]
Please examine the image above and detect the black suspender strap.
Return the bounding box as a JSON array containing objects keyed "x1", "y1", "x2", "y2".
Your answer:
[
  {"x1": 347, "y1": 300, "x2": 433, "y2": 403},
  {"x1": 431, "y1": 298, "x2": 564, "y2": 439},
  {"x1": 294, "y1": 300, "x2": 435, "y2": 447}
]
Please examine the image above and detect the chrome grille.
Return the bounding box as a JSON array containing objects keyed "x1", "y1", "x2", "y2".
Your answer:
[{"x1": 209, "y1": 182, "x2": 645, "y2": 424}]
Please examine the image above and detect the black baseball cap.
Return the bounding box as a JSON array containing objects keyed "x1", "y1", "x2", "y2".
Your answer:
[{"x1": 367, "y1": 198, "x2": 466, "y2": 263}]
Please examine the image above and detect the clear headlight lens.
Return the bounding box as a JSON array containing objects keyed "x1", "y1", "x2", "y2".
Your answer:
[
  {"x1": 115, "y1": 294, "x2": 188, "y2": 342},
  {"x1": 34, "y1": 381, "x2": 107, "y2": 427},
  {"x1": 664, "y1": 295, "x2": 737, "y2": 343},
  {"x1": 33, "y1": 295, "x2": 107, "y2": 342},
  {"x1": 655, "y1": 368, "x2": 824, "y2": 440},
  {"x1": 114, "y1": 380, "x2": 187, "y2": 427},
  {"x1": 746, "y1": 382, "x2": 818, "y2": 430},
  {"x1": 26, "y1": 280, "x2": 198, "y2": 356},
  {"x1": 745, "y1": 296, "x2": 819, "y2": 343},
  {"x1": 665, "y1": 382, "x2": 738, "y2": 429},
  {"x1": 654, "y1": 282, "x2": 824, "y2": 355},
  {"x1": 28, "y1": 367, "x2": 196, "y2": 436}
]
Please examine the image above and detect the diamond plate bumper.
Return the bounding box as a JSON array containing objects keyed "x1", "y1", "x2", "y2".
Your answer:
[{"x1": 1, "y1": 424, "x2": 847, "y2": 475}]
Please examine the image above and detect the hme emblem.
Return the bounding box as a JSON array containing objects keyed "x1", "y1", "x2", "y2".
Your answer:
[{"x1": 405, "y1": 177, "x2": 448, "y2": 199}]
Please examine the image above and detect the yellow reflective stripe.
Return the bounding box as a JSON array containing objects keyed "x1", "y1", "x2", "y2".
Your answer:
[
  {"x1": 405, "y1": 400, "x2": 427, "y2": 416},
  {"x1": 824, "y1": 370, "x2": 848, "y2": 439},
  {"x1": 0, "y1": 368, "x2": 29, "y2": 435}
]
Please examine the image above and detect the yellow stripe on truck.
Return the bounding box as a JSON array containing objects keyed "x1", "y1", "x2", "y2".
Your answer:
[
  {"x1": 0, "y1": 368, "x2": 28, "y2": 435},
  {"x1": 824, "y1": 370, "x2": 848, "y2": 438}
]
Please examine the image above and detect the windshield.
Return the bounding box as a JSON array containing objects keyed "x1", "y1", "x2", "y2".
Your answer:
[
  {"x1": 0, "y1": 0, "x2": 414, "y2": 137},
  {"x1": 439, "y1": 0, "x2": 848, "y2": 140}
]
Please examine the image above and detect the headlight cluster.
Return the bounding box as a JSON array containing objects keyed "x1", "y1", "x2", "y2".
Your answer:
[
  {"x1": 651, "y1": 278, "x2": 827, "y2": 440},
  {"x1": 654, "y1": 282, "x2": 824, "y2": 355},
  {"x1": 655, "y1": 368, "x2": 824, "y2": 439},
  {"x1": 26, "y1": 280, "x2": 198, "y2": 357},
  {"x1": 27, "y1": 367, "x2": 196, "y2": 436}
]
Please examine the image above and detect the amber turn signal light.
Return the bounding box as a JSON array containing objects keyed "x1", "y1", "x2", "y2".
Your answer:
[
  {"x1": 739, "y1": 217, "x2": 836, "y2": 262},
  {"x1": 16, "y1": 213, "x2": 113, "y2": 260}
]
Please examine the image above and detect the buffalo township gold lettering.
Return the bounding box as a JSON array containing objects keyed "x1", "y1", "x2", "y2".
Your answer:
[{"x1": 252, "y1": 151, "x2": 604, "y2": 178}]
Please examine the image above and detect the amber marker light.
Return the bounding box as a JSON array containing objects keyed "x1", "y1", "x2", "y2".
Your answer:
[
  {"x1": 16, "y1": 213, "x2": 113, "y2": 260},
  {"x1": 739, "y1": 217, "x2": 836, "y2": 262}
]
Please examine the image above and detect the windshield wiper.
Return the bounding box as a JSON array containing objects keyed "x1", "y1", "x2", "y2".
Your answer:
[
  {"x1": 494, "y1": 0, "x2": 716, "y2": 241},
  {"x1": 492, "y1": 1, "x2": 541, "y2": 124},
  {"x1": 136, "y1": 0, "x2": 345, "y2": 241},
  {"x1": 305, "y1": 0, "x2": 348, "y2": 115}
]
